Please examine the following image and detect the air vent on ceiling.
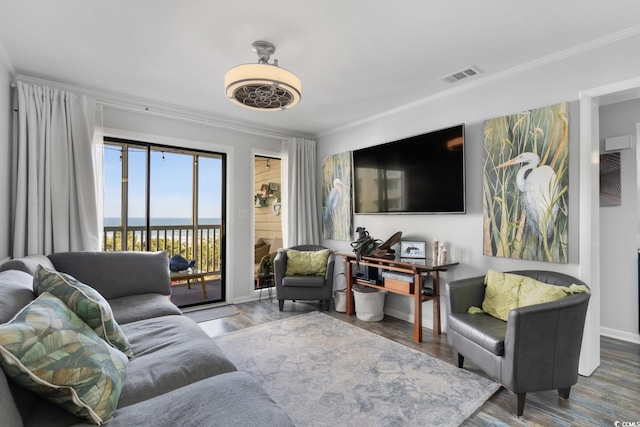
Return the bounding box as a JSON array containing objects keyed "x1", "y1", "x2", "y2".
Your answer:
[{"x1": 441, "y1": 66, "x2": 482, "y2": 83}]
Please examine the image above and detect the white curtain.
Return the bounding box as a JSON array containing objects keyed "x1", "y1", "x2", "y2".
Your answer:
[
  {"x1": 286, "y1": 137, "x2": 321, "y2": 245},
  {"x1": 11, "y1": 81, "x2": 99, "y2": 256}
]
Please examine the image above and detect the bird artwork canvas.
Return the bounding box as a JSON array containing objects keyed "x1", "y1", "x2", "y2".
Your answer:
[
  {"x1": 483, "y1": 102, "x2": 569, "y2": 263},
  {"x1": 322, "y1": 152, "x2": 353, "y2": 241}
]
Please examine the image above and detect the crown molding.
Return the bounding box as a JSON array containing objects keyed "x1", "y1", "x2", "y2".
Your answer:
[
  {"x1": 14, "y1": 75, "x2": 311, "y2": 141},
  {"x1": 319, "y1": 24, "x2": 640, "y2": 139},
  {"x1": 0, "y1": 36, "x2": 16, "y2": 78}
]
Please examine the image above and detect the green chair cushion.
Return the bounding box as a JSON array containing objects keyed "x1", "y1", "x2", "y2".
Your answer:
[
  {"x1": 33, "y1": 265, "x2": 133, "y2": 359},
  {"x1": 481, "y1": 269, "x2": 523, "y2": 321},
  {"x1": 0, "y1": 292, "x2": 127, "y2": 425},
  {"x1": 476, "y1": 270, "x2": 591, "y2": 320},
  {"x1": 285, "y1": 249, "x2": 331, "y2": 276}
]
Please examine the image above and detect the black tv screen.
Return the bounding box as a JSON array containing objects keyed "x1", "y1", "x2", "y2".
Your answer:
[{"x1": 352, "y1": 124, "x2": 465, "y2": 214}]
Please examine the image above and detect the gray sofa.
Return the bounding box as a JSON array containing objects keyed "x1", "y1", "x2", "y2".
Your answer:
[
  {"x1": 444, "y1": 270, "x2": 591, "y2": 416},
  {"x1": 0, "y1": 251, "x2": 294, "y2": 427}
]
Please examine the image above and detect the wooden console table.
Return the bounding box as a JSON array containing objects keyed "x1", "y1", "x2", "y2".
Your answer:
[{"x1": 338, "y1": 253, "x2": 457, "y2": 343}]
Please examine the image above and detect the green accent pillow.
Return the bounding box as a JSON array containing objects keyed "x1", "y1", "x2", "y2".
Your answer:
[
  {"x1": 482, "y1": 269, "x2": 523, "y2": 321},
  {"x1": 518, "y1": 278, "x2": 569, "y2": 307},
  {"x1": 33, "y1": 265, "x2": 133, "y2": 359},
  {"x1": 285, "y1": 249, "x2": 331, "y2": 276},
  {"x1": 519, "y1": 281, "x2": 591, "y2": 308},
  {"x1": 0, "y1": 292, "x2": 127, "y2": 425}
]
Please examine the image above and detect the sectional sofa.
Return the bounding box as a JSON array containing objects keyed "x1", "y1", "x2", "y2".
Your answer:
[{"x1": 0, "y1": 251, "x2": 293, "y2": 427}]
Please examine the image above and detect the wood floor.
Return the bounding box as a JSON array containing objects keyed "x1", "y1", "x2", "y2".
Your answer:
[{"x1": 204, "y1": 299, "x2": 640, "y2": 426}]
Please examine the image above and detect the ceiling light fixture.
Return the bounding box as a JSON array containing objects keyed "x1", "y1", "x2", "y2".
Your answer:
[{"x1": 224, "y1": 41, "x2": 302, "y2": 111}]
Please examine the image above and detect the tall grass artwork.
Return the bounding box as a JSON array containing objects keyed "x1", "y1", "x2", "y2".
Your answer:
[
  {"x1": 483, "y1": 102, "x2": 569, "y2": 263},
  {"x1": 322, "y1": 152, "x2": 353, "y2": 241}
]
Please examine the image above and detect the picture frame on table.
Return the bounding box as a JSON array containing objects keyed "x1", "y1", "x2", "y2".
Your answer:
[{"x1": 400, "y1": 241, "x2": 426, "y2": 259}]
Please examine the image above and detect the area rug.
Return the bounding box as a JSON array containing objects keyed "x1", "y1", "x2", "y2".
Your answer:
[
  {"x1": 213, "y1": 311, "x2": 500, "y2": 427},
  {"x1": 182, "y1": 305, "x2": 239, "y2": 323}
]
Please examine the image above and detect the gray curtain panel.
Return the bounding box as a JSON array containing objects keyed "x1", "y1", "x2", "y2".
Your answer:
[
  {"x1": 11, "y1": 81, "x2": 99, "y2": 256},
  {"x1": 286, "y1": 137, "x2": 321, "y2": 246}
]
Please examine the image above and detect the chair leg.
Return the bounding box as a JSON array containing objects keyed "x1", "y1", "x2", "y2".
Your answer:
[
  {"x1": 278, "y1": 300, "x2": 284, "y2": 311},
  {"x1": 323, "y1": 300, "x2": 330, "y2": 311},
  {"x1": 558, "y1": 387, "x2": 571, "y2": 399},
  {"x1": 452, "y1": 350, "x2": 464, "y2": 368},
  {"x1": 508, "y1": 391, "x2": 526, "y2": 417}
]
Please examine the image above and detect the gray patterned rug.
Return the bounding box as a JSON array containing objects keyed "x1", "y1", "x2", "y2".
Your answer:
[{"x1": 213, "y1": 312, "x2": 500, "y2": 427}]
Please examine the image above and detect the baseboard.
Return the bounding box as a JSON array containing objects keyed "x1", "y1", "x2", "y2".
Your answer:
[
  {"x1": 383, "y1": 307, "x2": 436, "y2": 333},
  {"x1": 600, "y1": 326, "x2": 640, "y2": 344}
]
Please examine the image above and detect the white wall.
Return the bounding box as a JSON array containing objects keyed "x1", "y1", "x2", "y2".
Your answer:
[
  {"x1": 599, "y1": 99, "x2": 640, "y2": 341},
  {"x1": 0, "y1": 59, "x2": 11, "y2": 261},
  {"x1": 318, "y1": 32, "x2": 640, "y2": 370},
  {"x1": 101, "y1": 107, "x2": 284, "y2": 304}
]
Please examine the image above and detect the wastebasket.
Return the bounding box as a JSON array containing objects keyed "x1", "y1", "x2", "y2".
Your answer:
[
  {"x1": 334, "y1": 289, "x2": 347, "y2": 312},
  {"x1": 352, "y1": 287, "x2": 387, "y2": 321}
]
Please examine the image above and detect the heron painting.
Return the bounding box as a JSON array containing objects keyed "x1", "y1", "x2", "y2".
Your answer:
[
  {"x1": 483, "y1": 102, "x2": 569, "y2": 263},
  {"x1": 322, "y1": 152, "x2": 353, "y2": 241}
]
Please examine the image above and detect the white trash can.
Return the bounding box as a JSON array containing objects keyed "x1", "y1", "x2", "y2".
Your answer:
[
  {"x1": 334, "y1": 290, "x2": 347, "y2": 312},
  {"x1": 352, "y1": 287, "x2": 387, "y2": 321}
]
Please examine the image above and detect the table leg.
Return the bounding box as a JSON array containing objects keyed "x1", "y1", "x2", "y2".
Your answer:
[
  {"x1": 199, "y1": 276, "x2": 208, "y2": 299},
  {"x1": 345, "y1": 260, "x2": 354, "y2": 315},
  {"x1": 414, "y1": 278, "x2": 422, "y2": 343},
  {"x1": 432, "y1": 271, "x2": 441, "y2": 335}
]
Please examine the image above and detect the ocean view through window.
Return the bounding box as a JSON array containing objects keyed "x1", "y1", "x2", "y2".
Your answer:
[{"x1": 102, "y1": 138, "x2": 226, "y2": 307}]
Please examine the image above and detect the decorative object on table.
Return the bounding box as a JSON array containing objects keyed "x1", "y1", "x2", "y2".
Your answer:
[
  {"x1": 600, "y1": 152, "x2": 622, "y2": 206},
  {"x1": 400, "y1": 240, "x2": 426, "y2": 259},
  {"x1": 432, "y1": 238, "x2": 439, "y2": 264},
  {"x1": 438, "y1": 246, "x2": 448, "y2": 265},
  {"x1": 350, "y1": 227, "x2": 381, "y2": 262},
  {"x1": 370, "y1": 231, "x2": 402, "y2": 258},
  {"x1": 483, "y1": 102, "x2": 569, "y2": 263},
  {"x1": 169, "y1": 255, "x2": 196, "y2": 272},
  {"x1": 254, "y1": 194, "x2": 266, "y2": 207},
  {"x1": 322, "y1": 152, "x2": 353, "y2": 241}
]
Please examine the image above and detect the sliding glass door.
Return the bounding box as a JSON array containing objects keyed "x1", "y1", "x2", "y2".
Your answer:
[{"x1": 103, "y1": 138, "x2": 225, "y2": 308}]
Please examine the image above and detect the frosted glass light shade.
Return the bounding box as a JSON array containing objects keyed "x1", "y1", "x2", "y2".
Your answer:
[{"x1": 224, "y1": 63, "x2": 302, "y2": 111}]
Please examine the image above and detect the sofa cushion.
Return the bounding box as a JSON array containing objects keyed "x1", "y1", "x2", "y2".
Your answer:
[
  {"x1": 0, "y1": 293, "x2": 127, "y2": 425},
  {"x1": 116, "y1": 315, "x2": 236, "y2": 407},
  {"x1": 0, "y1": 370, "x2": 23, "y2": 427},
  {"x1": 0, "y1": 255, "x2": 56, "y2": 276},
  {"x1": 448, "y1": 312, "x2": 508, "y2": 356},
  {"x1": 106, "y1": 372, "x2": 294, "y2": 427},
  {"x1": 48, "y1": 251, "x2": 171, "y2": 300},
  {"x1": 33, "y1": 266, "x2": 133, "y2": 359},
  {"x1": 282, "y1": 275, "x2": 326, "y2": 288},
  {"x1": 0, "y1": 270, "x2": 35, "y2": 324},
  {"x1": 284, "y1": 249, "x2": 331, "y2": 276},
  {"x1": 108, "y1": 293, "x2": 182, "y2": 325}
]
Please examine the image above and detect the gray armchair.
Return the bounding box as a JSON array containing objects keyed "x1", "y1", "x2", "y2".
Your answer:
[
  {"x1": 274, "y1": 245, "x2": 335, "y2": 311},
  {"x1": 444, "y1": 270, "x2": 590, "y2": 416}
]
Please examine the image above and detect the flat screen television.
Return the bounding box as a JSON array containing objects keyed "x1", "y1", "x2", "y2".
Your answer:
[{"x1": 352, "y1": 124, "x2": 465, "y2": 214}]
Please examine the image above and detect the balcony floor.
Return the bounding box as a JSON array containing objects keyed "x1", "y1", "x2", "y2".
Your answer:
[{"x1": 170, "y1": 276, "x2": 222, "y2": 308}]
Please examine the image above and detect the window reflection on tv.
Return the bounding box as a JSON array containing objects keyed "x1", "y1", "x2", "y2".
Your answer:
[{"x1": 352, "y1": 124, "x2": 465, "y2": 214}]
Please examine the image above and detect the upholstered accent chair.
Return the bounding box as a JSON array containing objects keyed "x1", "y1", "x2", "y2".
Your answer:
[
  {"x1": 444, "y1": 270, "x2": 591, "y2": 416},
  {"x1": 274, "y1": 245, "x2": 335, "y2": 311}
]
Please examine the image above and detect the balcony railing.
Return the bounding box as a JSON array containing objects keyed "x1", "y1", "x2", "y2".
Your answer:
[{"x1": 102, "y1": 224, "x2": 222, "y2": 274}]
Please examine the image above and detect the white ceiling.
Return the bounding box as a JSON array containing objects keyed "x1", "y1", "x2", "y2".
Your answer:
[{"x1": 1, "y1": 1, "x2": 640, "y2": 137}]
